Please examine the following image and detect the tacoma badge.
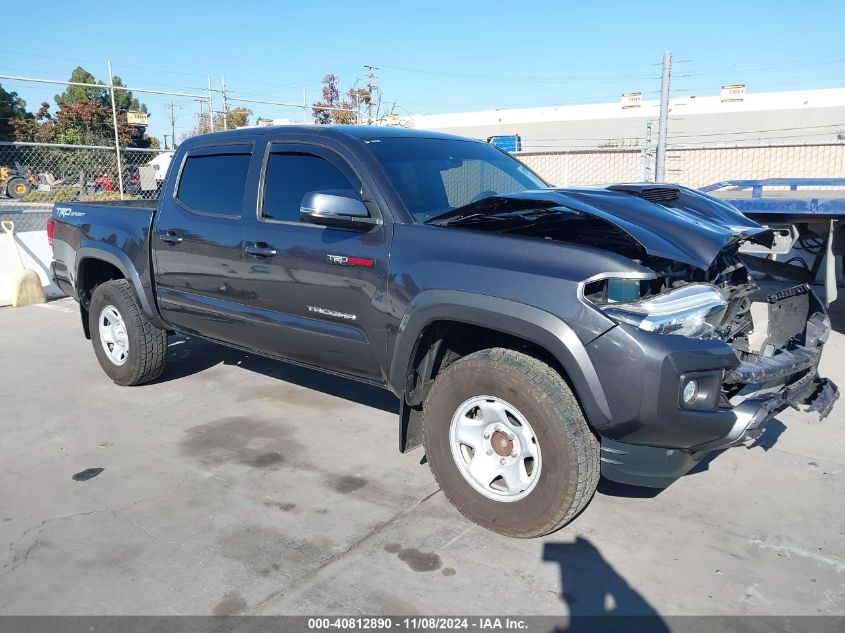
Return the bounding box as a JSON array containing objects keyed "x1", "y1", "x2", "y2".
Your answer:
[{"x1": 307, "y1": 305, "x2": 357, "y2": 321}]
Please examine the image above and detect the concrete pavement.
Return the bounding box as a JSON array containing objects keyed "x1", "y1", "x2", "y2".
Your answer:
[{"x1": 0, "y1": 298, "x2": 843, "y2": 616}]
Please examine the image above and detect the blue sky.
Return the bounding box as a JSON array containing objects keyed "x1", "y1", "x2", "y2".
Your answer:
[{"x1": 2, "y1": 0, "x2": 843, "y2": 142}]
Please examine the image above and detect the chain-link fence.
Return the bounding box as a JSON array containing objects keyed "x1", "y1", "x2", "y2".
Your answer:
[
  {"x1": 3, "y1": 139, "x2": 843, "y2": 210},
  {"x1": 516, "y1": 148, "x2": 644, "y2": 187},
  {"x1": 664, "y1": 143, "x2": 845, "y2": 189},
  {"x1": 516, "y1": 142, "x2": 845, "y2": 189},
  {"x1": 0, "y1": 142, "x2": 174, "y2": 207},
  {"x1": 0, "y1": 210, "x2": 51, "y2": 232}
]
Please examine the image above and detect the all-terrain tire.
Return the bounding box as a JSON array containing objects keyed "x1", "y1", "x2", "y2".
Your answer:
[
  {"x1": 423, "y1": 347, "x2": 599, "y2": 538},
  {"x1": 89, "y1": 279, "x2": 167, "y2": 386}
]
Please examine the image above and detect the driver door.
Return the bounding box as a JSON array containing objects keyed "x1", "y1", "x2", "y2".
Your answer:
[{"x1": 239, "y1": 142, "x2": 391, "y2": 381}]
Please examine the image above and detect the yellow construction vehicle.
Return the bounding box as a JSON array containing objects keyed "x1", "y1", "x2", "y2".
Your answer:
[{"x1": 0, "y1": 163, "x2": 37, "y2": 199}]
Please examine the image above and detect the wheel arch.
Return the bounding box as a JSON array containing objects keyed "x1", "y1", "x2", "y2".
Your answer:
[
  {"x1": 390, "y1": 290, "x2": 612, "y2": 452},
  {"x1": 75, "y1": 244, "x2": 166, "y2": 337}
]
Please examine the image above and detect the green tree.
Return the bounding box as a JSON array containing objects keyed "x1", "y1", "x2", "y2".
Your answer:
[
  {"x1": 54, "y1": 66, "x2": 105, "y2": 104},
  {"x1": 48, "y1": 67, "x2": 154, "y2": 148},
  {"x1": 142, "y1": 134, "x2": 160, "y2": 149},
  {"x1": 0, "y1": 83, "x2": 31, "y2": 141},
  {"x1": 9, "y1": 102, "x2": 54, "y2": 143},
  {"x1": 109, "y1": 76, "x2": 148, "y2": 114}
]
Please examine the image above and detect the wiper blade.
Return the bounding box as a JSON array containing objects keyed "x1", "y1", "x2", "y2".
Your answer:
[
  {"x1": 427, "y1": 196, "x2": 560, "y2": 226},
  {"x1": 443, "y1": 213, "x2": 510, "y2": 226},
  {"x1": 443, "y1": 208, "x2": 564, "y2": 227}
]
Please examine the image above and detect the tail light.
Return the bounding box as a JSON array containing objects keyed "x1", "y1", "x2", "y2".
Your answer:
[{"x1": 47, "y1": 216, "x2": 55, "y2": 247}]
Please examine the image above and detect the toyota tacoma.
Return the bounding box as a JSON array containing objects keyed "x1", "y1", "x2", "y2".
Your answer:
[{"x1": 49, "y1": 126, "x2": 838, "y2": 537}]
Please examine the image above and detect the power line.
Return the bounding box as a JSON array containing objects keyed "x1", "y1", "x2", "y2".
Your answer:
[
  {"x1": 517, "y1": 125, "x2": 844, "y2": 143},
  {"x1": 0, "y1": 48, "x2": 209, "y2": 79},
  {"x1": 378, "y1": 63, "x2": 659, "y2": 83},
  {"x1": 668, "y1": 123, "x2": 845, "y2": 139},
  {"x1": 675, "y1": 55, "x2": 845, "y2": 78}
]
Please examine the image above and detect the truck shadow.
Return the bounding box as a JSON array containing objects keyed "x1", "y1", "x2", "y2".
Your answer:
[
  {"x1": 155, "y1": 335, "x2": 399, "y2": 414},
  {"x1": 543, "y1": 537, "x2": 669, "y2": 630}
]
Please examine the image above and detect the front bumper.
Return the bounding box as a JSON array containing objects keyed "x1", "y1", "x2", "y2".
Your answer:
[{"x1": 588, "y1": 283, "x2": 838, "y2": 487}]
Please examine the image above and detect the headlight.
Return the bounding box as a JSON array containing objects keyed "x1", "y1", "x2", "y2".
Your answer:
[{"x1": 599, "y1": 283, "x2": 727, "y2": 338}]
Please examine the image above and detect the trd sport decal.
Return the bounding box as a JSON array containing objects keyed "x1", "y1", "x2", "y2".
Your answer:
[{"x1": 327, "y1": 254, "x2": 374, "y2": 267}]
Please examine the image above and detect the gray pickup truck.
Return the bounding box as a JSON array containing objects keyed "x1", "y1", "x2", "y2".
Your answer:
[{"x1": 50, "y1": 126, "x2": 838, "y2": 537}]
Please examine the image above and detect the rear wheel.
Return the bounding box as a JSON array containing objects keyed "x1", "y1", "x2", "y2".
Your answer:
[
  {"x1": 89, "y1": 279, "x2": 167, "y2": 385},
  {"x1": 6, "y1": 177, "x2": 31, "y2": 199},
  {"x1": 423, "y1": 348, "x2": 599, "y2": 538}
]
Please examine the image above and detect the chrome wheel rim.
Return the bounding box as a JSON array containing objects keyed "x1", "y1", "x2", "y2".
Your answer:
[
  {"x1": 449, "y1": 395, "x2": 542, "y2": 502},
  {"x1": 98, "y1": 304, "x2": 129, "y2": 366}
]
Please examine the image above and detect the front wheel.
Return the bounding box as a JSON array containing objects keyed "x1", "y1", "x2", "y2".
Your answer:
[
  {"x1": 89, "y1": 279, "x2": 167, "y2": 386},
  {"x1": 423, "y1": 348, "x2": 599, "y2": 538}
]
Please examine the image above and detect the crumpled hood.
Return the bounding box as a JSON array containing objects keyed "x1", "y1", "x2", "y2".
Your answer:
[{"x1": 461, "y1": 186, "x2": 772, "y2": 270}]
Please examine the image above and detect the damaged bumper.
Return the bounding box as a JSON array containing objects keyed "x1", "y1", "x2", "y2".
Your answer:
[{"x1": 592, "y1": 283, "x2": 838, "y2": 487}]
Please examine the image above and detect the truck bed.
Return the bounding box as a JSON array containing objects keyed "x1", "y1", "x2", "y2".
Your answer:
[{"x1": 51, "y1": 199, "x2": 159, "y2": 316}]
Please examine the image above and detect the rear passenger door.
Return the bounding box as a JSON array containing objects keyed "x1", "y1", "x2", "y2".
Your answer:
[
  {"x1": 152, "y1": 142, "x2": 252, "y2": 345},
  {"x1": 239, "y1": 142, "x2": 391, "y2": 381}
]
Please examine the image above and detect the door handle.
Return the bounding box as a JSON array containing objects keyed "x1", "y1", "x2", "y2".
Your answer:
[
  {"x1": 159, "y1": 231, "x2": 183, "y2": 244},
  {"x1": 244, "y1": 241, "x2": 277, "y2": 257}
]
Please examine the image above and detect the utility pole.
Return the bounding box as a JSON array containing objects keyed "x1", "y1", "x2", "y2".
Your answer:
[
  {"x1": 364, "y1": 65, "x2": 379, "y2": 125},
  {"x1": 655, "y1": 51, "x2": 672, "y2": 182},
  {"x1": 303, "y1": 88, "x2": 308, "y2": 124},
  {"x1": 106, "y1": 60, "x2": 125, "y2": 200},
  {"x1": 642, "y1": 120, "x2": 654, "y2": 182},
  {"x1": 221, "y1": 75, "x2": 229, "y2": 130},
  {"x1": 164, "y1": 102, "x2": 182, "y2": 149},
  {"x1": 195, "y1": 98, "x2": 206, "y2": 137},
  {"x1": 207, "y1": 75, "x2": 215, "y2": 132}
]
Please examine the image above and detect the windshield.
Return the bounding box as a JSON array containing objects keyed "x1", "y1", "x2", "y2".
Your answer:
[{"x1": 365, "y1": 138, "x2": 548, "y2": 222}]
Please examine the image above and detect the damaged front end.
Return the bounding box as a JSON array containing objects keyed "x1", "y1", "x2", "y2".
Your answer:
[
  {"x1": 583, "y1": 249, "x2": 839, "y2": 448},
  {"x1": 583, "y1": 246, "x2": 839, "y2": 487},
  {"x1": 434, "y1": 185, "x2": 839, "y2": 486},
  {"x1": 719, "y1": 284, "x2": 838, "y2": 439}
]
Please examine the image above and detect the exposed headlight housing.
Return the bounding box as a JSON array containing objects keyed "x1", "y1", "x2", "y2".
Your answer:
[{"x1": 595, "y1": 283, "x2": 728, "y2": 338}]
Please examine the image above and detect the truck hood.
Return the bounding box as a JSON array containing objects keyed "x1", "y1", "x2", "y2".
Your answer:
[{"x1": 434, "y1": 185, "x2": 772, "y2": 271}]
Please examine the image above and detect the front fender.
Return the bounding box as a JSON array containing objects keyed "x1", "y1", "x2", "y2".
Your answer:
[{"x1": 389, "y1": 290, "x2": 613, "y2": 431}]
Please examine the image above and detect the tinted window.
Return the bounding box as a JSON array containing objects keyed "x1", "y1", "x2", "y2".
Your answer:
[
  {"x1": 177, "y1": 153, "x2": 251, "y2": 215},
  {"x1": 263, "y1": 152, "x2": 359, "y2": 222}
]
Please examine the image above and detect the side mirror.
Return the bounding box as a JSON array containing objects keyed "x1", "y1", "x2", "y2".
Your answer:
[{"x1": 300, "y1": 190, "x2": 377, "y2": 230}]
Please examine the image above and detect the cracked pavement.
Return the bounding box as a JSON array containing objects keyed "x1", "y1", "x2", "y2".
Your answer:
[{"x1": 0, "y1": 297, "x2": 843, "y2": 616}]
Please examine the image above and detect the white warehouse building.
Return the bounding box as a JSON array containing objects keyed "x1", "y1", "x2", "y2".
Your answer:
[
  {"x1": 408, "y1": 87, "x2": 845, "y2": 151},
  {"x1": 406, "y1": 88, "x2": 845, "y2": 189}
]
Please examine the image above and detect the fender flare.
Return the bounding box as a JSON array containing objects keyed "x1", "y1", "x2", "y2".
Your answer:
[
  {"x1": 75, "y1": 243, "x2": 168, "y2": 330},
  {"x1": 390, "y1": 290, "x2": 613, "y2": 451}
]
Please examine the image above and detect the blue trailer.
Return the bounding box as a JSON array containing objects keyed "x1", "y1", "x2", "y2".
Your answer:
[{"x1": 701, "y1": 178, "x2": 845, "y2": 305}]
